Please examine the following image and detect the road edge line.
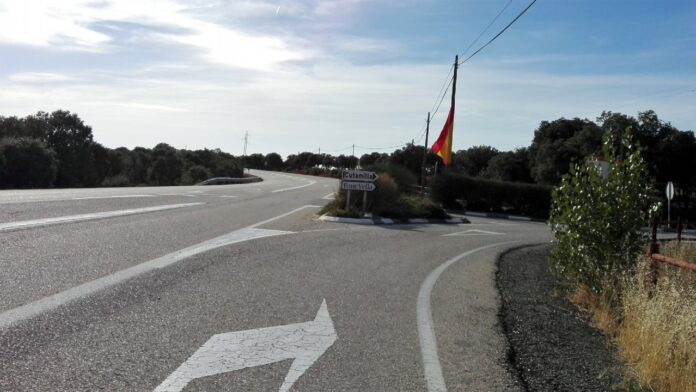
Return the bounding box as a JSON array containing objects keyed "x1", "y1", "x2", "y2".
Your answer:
[{"x1": 417, "y1": 241, "x2": 519, "y2": 392}]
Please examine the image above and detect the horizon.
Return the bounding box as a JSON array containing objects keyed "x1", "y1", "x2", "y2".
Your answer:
[{"x1": 1, "y1": 0, "x2": 694, "y2": 157}]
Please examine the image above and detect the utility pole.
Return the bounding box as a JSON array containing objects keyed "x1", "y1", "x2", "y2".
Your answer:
[
  {"x1": 243, "y1": 131, "x2": 249, "y2": 173},
  {"x1": 352, "y1": 144, "x2": 356, "y2": 168},
  {"x1": 243, "y1": 131, "x2": 249, "y2": 156},
  {"x1": 420, "y1": 112, "x2": 430, "y2": 192}
]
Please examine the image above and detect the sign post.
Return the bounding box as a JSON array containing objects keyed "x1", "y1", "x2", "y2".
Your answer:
[
  {"x1": 666, "y1": 181, "x2": 674, "y2": 228},
  {"x1": 341, "y1": 170, "x2": 378, "y2": 216}
]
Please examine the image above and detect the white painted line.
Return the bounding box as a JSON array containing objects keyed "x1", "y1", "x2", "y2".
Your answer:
[
  {"x1": 442, "y1": 229, "x2": 505, "y2": 237},
  {"x1": 0, "y1": 203, "x2": 204, "y2": 233},
  {"x1": 250, "y1": 205, "x2": 320, "y2": 228},
  {"x1": 381, "y1": 218, "x2": 394, "y2": 224},
  {"x1": 72, "y1": 194, "x2": 155, "y2": 200},
  {"x1": 417, "y1": 241, "x2": 517, "y2": 392},
  {"x1": 218, "y1": 195, "x2": 238, "y2": 198},
  {"x1": 321, "y1": 193, "x2": 335, "y2": 200},
  {"x1": 272, "y1": 180, "x2": 317, "y2": 193},
  {"x1": 0, "y1": 227, "x2": 292, "y2": 330},
  {"x1": 464, "y1": 211, "x2": 487, "y2": 218},
  {"x1": 154, "y1": 299, "x2": 336, "y2": 392},
  {"x1": 508, "y1": 215, "x2": 532, "y2": 221}
]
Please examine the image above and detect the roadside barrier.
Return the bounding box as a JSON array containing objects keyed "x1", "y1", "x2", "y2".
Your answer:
[{"x1": 646, "y1": 218, "x2": 695, "y2": 272}]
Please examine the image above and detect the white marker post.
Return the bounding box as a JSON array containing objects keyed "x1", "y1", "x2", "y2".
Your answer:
[{"x1": 666, "y1": 181, "x2": 674, "y2": 228}]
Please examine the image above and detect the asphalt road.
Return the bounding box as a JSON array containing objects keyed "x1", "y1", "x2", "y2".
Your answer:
[{"x1": 0, "y1": 170, "x2": 551, "y2": 391}]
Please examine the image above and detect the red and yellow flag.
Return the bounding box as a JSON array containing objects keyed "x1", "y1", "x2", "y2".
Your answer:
[{"x1": 431, "y1": 106, "x2": 454, "y2": 165}]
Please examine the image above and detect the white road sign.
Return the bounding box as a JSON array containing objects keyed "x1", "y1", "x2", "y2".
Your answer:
[
  {"x1": 154, "y1": 300, "x2": 337, "y2": 392},
  {"x1": 666, "y1": 181, "x2": 674, "y2": 200},
  {"x1": 342, "y1": 170, "x2": 377, "y2": 182},
  {"x1": 341, "y1": 181, "x2": 376, "y2": 191}
]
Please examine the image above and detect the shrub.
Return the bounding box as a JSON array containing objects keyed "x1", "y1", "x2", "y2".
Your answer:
[
  {"x1": 181, "y1": 165, "x2": 212, "y2": 185},
  {"x1": 548, "y1": 128, "x2": 656, "y2": 293},
  {"x1": 431, "y1": 171, "x2": 552, "y2": 218},
  {"x1": 101, "y1": 174, "x2": 131, "y2": 187},
  {"x1": 0, "y1": 137, "x2": 58, "y2": 188},
  {"x1": 365, "y1": 162, "x2": 417, "y2": 193}
]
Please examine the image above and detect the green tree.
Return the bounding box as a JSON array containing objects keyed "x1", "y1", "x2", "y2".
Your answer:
[
  {"x1": 181, "y1": 165, "x2": 212, "y2": 184},
  {"x1": 528, "y1": 118, "x2": 603, "y2": 185},
  {"x1": 453, "y1": 145, "x2": 499, "y2": 177},
  {"x1": 549, "y1": 128, "x2": 656, "y2": 293},
  {"x1": 148, "y1": 143, "x2": 183, "y2": 185},
  {"x1": 0, "y1": 137, "x2": 58, "y2": 188},
  {"x1": 264, "y1": 152, "x2": 284, "y2": 170},
  {"x1": 482, "y1": 147, "x2": 533, "y2": 183}
]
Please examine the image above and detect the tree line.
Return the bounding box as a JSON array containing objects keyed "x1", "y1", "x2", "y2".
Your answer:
[
  {"x1": 0, "y1": 110, "x2": 243, "y2": 188},
  {"x1": 2, "y1": 109, "x2": 694, "y2": 199}
]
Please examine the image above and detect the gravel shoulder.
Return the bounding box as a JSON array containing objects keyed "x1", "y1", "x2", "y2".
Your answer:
[{"x1": 497, "y1": 244, "x2": 625, "y2": 391}]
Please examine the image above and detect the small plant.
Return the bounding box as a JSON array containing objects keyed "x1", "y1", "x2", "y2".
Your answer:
[{"x1": 549, "y1": 128, "x2": 657, "y2": 293}]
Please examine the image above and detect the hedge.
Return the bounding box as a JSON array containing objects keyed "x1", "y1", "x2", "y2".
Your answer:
[{"x1": 431, "y1": 172, "x2": 552, "y2": 219}]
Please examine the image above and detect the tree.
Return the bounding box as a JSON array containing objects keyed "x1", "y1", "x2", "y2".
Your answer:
[
  {"x1": 181, "y1": 165, "x2": 212, "y2": 184},
  {"x1": 453, "y1": 146, "x2": 499, "y2": 177},
  {"x1": 528, "y1": 118, "x2": 603, "y2": 185},
  {"x1": 264, "y1": 152, "x2": 284, "y2": 171},
  {"x1": 243, "y1": 153, "x2": 265, "y2": 170},
  {"x1": 42, "y1": 110, "x2": 98, "y2": 187},
  {"x1": 549, "y1": 128, "x2": 656, "y2": 293},
  {"x1": 359, "y1": 152, "x2": 388, "y2": 168},
  {"x1": 148, "y1": 143, "x2": 183, "y2": 185},
  {"x1": 0, "y1": 137, "x2": 58, "y2": 188},
  {"x1": 483, "y1": 147, "x2": 533, "y2": 183}
]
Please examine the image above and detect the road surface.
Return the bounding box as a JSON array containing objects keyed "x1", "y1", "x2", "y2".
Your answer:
[{"x1": 0, "y1": 170, "x2": 551, "y2": 391}]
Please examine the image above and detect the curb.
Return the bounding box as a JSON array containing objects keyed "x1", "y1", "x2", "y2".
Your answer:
[
  {"x1": 455, "y1": 210, "x2": 547, "y2": 223},
  {"x1": 319, "y1": 214, "x2": 469, "y2": 225}
]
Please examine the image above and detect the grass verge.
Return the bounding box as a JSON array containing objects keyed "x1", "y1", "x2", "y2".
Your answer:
[{"x1": 569, "y1": 241, "x2": 696, "y2": 392}]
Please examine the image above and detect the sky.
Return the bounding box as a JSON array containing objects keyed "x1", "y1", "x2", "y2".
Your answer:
[{"x1": 0, "y1": 0, "x2": 694, "y2": 157}]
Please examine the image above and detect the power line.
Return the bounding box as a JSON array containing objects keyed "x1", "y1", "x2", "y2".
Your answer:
[
  {"x1": 460, "y1": 0, "x2": 537, "y2": 65},
  {"x1": 460, "y1": 0, "x2": 514, "y2": 59}
]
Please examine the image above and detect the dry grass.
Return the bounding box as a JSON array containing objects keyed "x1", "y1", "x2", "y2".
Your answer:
[{"x1": 570, "y1": 241, "x2": 696, "y2": 392}]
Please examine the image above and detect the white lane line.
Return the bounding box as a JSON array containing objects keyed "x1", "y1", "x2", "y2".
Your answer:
[
  {"x1": 249, "y1": 205, "x2": 320, "y2": 228},
  {"x1": 321, "y1": 193, "x2": 335, "y2": 200},
  {"x1": 0, "y1": 205, "x2": 320, "y2": 330},
  {"x1": 272, "y1": 180, "x2": 317, "y2": 193},
  {"x1": 417, "y1": 241, "x2": 517, "y2": 392},
  {"x1": 0, "y1": 203, "x2": 204, "y2": 233},
  {"x1": 72, "y1": 194, "x2": 155, "y2": 200},
  {"x1": 0, "y1": 227, "x2": 291, "y2": 330},
  {"x1": 218, "y1": 195, "x2": 238, "y2": 198}
]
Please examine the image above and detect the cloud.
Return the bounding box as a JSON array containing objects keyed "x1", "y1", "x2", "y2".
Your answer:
[
  {"x1": 0, "y1": 0, "x2": 309, "y2": 70},
  {"x1": 8, "y1": 72, "x2": 79, "y2": 83}
]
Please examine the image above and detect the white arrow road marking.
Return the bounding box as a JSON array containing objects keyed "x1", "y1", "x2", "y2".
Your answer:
[
  {"x1": 442, "y1": 229, "x2": 505, "y2": 237},
  {"x1": 417, "y1": 242, "x2": 518, "y2": 392},
  {"x1": 154, "y1": 299, "x2": 337, "y2": 392},
  {"x1": 0, "y1": 203, "x2": 203, "y2": 232}
]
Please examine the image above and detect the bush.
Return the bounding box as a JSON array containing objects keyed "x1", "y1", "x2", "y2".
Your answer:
[
  {"x1": 0, "y1": 137, "x2": 58, "y2": 188},
  {"x1": 431, "y1": 172, "x2": 552, "y2": 218},
  {"x1": 548, "y1": 128, "x2": 656, "y2": 293},
  {"x1": 365, "y1": 162, "x2": 417, "y2": 193},
  {"x1": 101, "y1": 174, "x2": 131, "y2": 187},
  {"x1": 181, "y1": 165, "x2": 212, "y2": 185}
]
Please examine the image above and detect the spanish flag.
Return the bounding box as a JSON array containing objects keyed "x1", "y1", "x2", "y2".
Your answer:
[{"x1": 431, "y1": 105, "x2": 454, "y2": 165}]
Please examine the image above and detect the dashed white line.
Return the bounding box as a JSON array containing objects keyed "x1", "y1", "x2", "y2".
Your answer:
[{"x1": 0, "y1": 203, "x2": 204, "y2": 233}]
